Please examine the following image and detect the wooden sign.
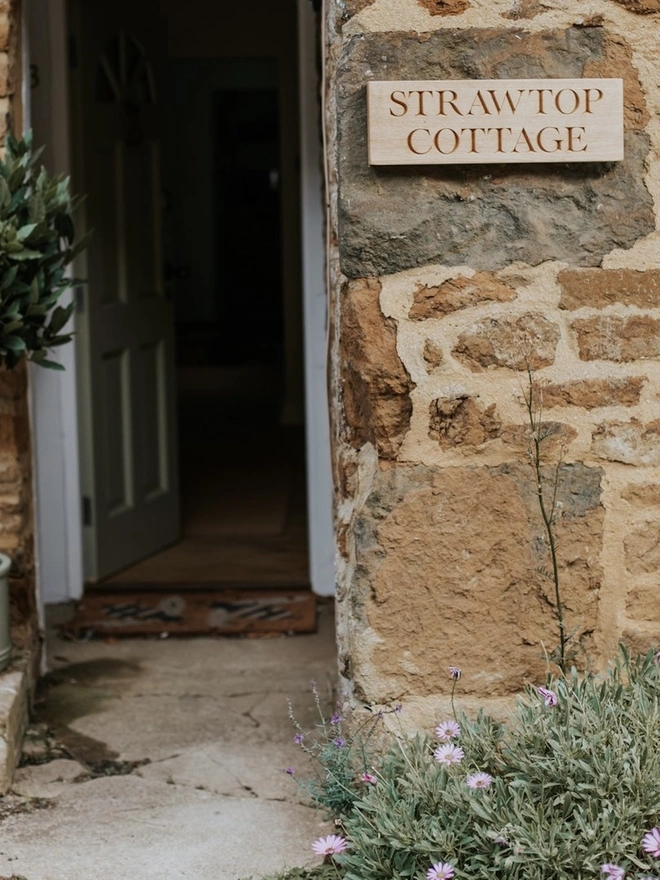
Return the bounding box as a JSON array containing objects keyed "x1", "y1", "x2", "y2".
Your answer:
[{"x1": 367, "y1": 79, "x2": 624, "y2": 165}]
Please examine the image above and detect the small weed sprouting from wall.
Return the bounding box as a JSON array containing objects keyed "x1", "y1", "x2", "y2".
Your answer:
[{"x1": 521, "y1": 365, "x2": 569, "y2": 674}]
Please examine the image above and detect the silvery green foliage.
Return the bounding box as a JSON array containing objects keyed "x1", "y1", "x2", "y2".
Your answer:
[
  {"x1": 340, "y1": 649, "x2": 660, "y2": 880},
  {"x1": 0, "y1": 131, "x2": 85, "y2": 370}
]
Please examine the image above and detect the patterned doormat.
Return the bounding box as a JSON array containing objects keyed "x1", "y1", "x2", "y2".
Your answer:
[{"x1": 63, "y1": 588, "x2": 317, "y2": 637}]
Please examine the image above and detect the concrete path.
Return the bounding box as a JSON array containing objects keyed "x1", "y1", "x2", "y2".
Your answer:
[{"x1": 0, "y1": 604, "x2": 336, "y2": 880}]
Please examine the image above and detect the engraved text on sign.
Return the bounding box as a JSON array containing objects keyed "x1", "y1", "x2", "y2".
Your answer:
[{"x1": 366, "y1": 79, "x2": 624, "y2": 165}]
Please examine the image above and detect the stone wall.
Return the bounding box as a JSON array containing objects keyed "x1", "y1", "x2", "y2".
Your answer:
[{"x1": 327, "y1": 0, "x2": 660, "y2": 723}]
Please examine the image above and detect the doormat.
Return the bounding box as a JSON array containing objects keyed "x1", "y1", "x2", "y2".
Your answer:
[{"x1": 63, "y1": 588, "x2": 317, "y2": 637}]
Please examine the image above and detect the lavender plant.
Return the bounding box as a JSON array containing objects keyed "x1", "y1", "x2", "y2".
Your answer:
[{"x1": 287, "y1": 682, "x2": 398, "y2": 819}]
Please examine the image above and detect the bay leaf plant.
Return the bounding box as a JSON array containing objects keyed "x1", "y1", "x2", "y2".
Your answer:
[{"x1": 0, "y1": 130, "x2": 85, "y2": 370}]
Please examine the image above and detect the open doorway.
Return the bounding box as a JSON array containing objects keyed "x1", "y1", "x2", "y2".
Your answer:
[
  {"x1": 35, "y1": 0, "x2": 330, "y2": 630},
  {"x1": 27, "y1": 0, "x2": 333, "y2": 611}
]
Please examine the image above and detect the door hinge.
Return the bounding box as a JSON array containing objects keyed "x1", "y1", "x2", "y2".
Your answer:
[
  {"x1": 68, "y1": 33, "x2": 78, "y2": 71},
  {"x1": 82, "y1": 496, "x2": 92, "y2": 527}
]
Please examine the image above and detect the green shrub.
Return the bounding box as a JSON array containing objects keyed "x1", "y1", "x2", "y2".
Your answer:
[
  {"x1": 0, "y1": 130, "x2": 85, "y2": 370},
  {"x1": 297, "y1": 651, "x2": 660, "y2": 880}
]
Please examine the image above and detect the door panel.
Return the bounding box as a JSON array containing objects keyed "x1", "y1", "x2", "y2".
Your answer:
[{"x1": 72, "y1": 0, "x2": 179, "y2": 580}]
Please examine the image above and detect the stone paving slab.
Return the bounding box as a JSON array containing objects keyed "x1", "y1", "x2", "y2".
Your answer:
[{"x1": 0, "y1": 604, "x2": 336, "y2": 880}]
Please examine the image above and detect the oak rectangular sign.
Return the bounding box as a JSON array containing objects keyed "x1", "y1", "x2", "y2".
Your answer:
[{"x1": 367, "y1": 79, "x2": 624, "y2": 165}]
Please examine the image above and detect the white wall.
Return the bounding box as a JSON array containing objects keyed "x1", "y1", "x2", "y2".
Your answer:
[{"x1": 26, "y1": 0, "x2": 84, "y2": 605}]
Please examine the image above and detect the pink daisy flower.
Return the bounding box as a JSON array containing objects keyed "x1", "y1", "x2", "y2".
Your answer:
[
  {"x1": 434, "y1": 744, "x2": 465, "y2": 766},
  {"x1": 360, "y1": 772, "x2": 377, "y2": 784},
  {"x1": 448, "y1": 667, "x2": 462, "y2": 680},
  {"x1": 312, "y1": 835, "x2": 348, "y2": 856},
  {"x1": 427, "y1": 862, "x2": 455, "y2": 880},
  {"x1": 601, "y1": 865, "x2": 625, "y2": 880},
  {"x1": 537, "y1": 686, "x2": 558, "y2": 707},
  {"x1": 435, "y1": 719, "x2": 461, "y2": 742},
  {"x1": 466, "y1": 772, "x2": 493, "y2": 789},
  {"x1": 643, "y1": 828, "x2": 660, "y2": 858}
]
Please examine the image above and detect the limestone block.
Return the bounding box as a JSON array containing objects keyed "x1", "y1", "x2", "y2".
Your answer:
[
  {"x1": 423, "y1": 340, "x2": 444, "y2": 370},
  {"x1": 429, "y1": 396, "x2": 502, "y2": 447},
  {"x1": 502, "y1": 0, "x2": 545, "y2": 19},
  {"x1": 540, "y1": 377, "x2": 645, "y2": 409},
  {"x1": 558, "y1": 269, "x2": 660, "y2": 309},
  {"x1": 417, "y1": 0, "x2": 470, "y2": 15},
  {"x1": 572, "y1": 316, "x2": 660, "y2": 362},
  {"x1": 336, "y1": 28, "x2": 653, "y2": 277},
  {"x1": 622, "y1": 484, "x2": 660, "y2": 506},
  {"x1": 351, "y1": 462, "x2": 603, "y2": 701},
  {"x1": 452, "y1": 313, "x2": 560, "y2": 372},
  {"x1": 592, "y1": 419, "x2": 660, "y2": 466},
  {"x1": 626, "y1": 584, "x2": 660, "y2": 622},
  {"x1": 408, "y1": 273, "x2": 516, "y2": 320},
  {"x1": 340, "y1": 278, "x2": 415, "y2": 459},
  {"x1": 610, "y1": 0, "x2": 660, "y2": 13},
  {"x1": 624, "y1": 524, "x2": 660, "y2": 575},
  {"x1": 621, "y1": 627, "x2": 660, "y2": 658}
]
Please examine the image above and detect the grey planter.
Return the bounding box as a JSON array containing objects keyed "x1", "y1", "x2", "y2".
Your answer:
[{"x1": 0, "y1": 554, "x2": 11, "y2": 671}]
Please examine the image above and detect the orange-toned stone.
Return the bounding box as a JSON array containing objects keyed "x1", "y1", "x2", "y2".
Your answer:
[
  {"x1": 539, "y1": 377, "x2": 645, "y2": 409},
  {"x1": 592, "y1": 419, "x2": 660, "y2": 465},
  {"x1": 417, "y1": 0, "x2": 470, "y2": 13},
  {"x1": 584, "y1": 34, "x2": 650, "y2": 130},
  {"x1": 572, "y1": 316, "x2": 660, "y2": 362},
  {"x1": 453, "y1": 313, "x2": 560, "y2": 372},
  {"x1": 559, "y1": 269, "x2": 660, "y2": 310},
  {"x1": 429, "y1": 396, "x2": 501, "y2": 448},
  {"x1": 409, "y1": 273, "x2": 516, "y2": 320},
  {"x1": 340, "y1": 279, "x2": 415, "y2": 460}
]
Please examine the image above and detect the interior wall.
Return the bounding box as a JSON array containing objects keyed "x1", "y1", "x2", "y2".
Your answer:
[{"x1": 165, "y1": 0, "x2": 304, "y2": 423}]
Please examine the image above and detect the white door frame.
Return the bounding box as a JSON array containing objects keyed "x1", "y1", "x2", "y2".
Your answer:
[
  {"x1": 27, "y1": 0, "x2": 335, "y2": 605},
  {"x1": 26, "y1": 0, "x2": 84, "y2": 606}
]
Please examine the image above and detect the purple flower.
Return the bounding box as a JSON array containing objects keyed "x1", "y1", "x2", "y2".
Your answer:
[
  {"x1": 360, "y1": 772, "x2": 377, "y2": 784},
  {"x1": 427, "y1": 862, "x2": 455, "y2": 880},
  {"x1": 466, "y1": 772, "x2": 493, "y2": 789},
  {"x1": 653, "y1": 650, "x2": 660, "y2": 665},
  {"x1": 448, "y1": 667, "x2": 462, "y2": 680},
  {"x1": 293, "y1": 733, "x2": 303, "y2": 744},
  {"x1": 312, "y1": 834, "x2": 348, "y2": 856},
  {"x1": 394, "y1": 703, "x2": 403, "y2": 713},
  {"x1": 435, "y1": 719, "x2": 461, "y2": 742},
  {"x1": 285, "y1": 766, "x2": 295, "y2": 776},
  {"x1": 433, "y1": 744, "x2": 465, "y2": 766},
  {"x1": 537, "y1": 686, "x2": 558, "y2": 707},
  {"x1": 330, "y1": 713, "x2": 344, "y2": 725},
  {"x1": 643, "y1": 828, "x2": 660, "y2": 858},
  {"x1": 376, "y1": 710, "x2": 384, "y2": 719},
  {"x1": 333, "y1": 736, "x2": 345, "y2": 748},
  {"x1": 601, "y1": 865, "x2": 625, "y2": 880}
]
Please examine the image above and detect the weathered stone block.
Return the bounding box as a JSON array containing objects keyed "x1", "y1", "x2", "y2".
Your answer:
[
  {"x1": 611, "y1": 0, "x2": 660, "y2": 13},
  {"x1": 453, "y1": 313, "x2": 560, "y2": 371},
  {"x1": 572, "y1": 316, "x2": 660, "y2": 362},
  {"x1": 429, "y1": 396, "x2": 501, "y2": 447},
  {"x1": 502, "y1": 0, "x2": 545, "y2": 19},
  {"x1": 340, "y1": 278, "x2": 415, "y2": 459},
  {"x1": 592, "y1": 419, "x2": 660, "y2": 465},
  {"x1": 336, "y1": 28, "x2": 653, "y2": 277},
  {"x1": 423, "y1": 340, "x2": 444, "y2": 370},
  {"x1": 352, "y1": 462, "x2": 603, "y2": 700},
  {"x1": 417, "y1": 0, "x2": 470, "y2": 14},
  {"x1": 621, "y1": 627, "x2": 660, "y2": 658},
  {"x1": 625, "y1": 523, "x2": 660, "y2": 575},
  {"x1": 622, "y1": 483, "x2": 660, "y2": 506},
  {"x1": 626, "y1": 583, "x2": 659, "y2": 621},
  {"x1": 540, "y1": 377, "x2": 645, "y2": 409},
  {"x1": 409, "y1": 273, "x2": 516, "y2": 320},
  {"x1": 558, "y1": 269, "x2": 660, "y2": 309}
]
